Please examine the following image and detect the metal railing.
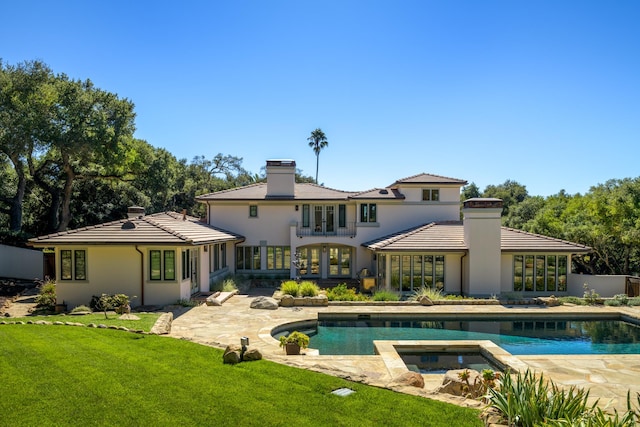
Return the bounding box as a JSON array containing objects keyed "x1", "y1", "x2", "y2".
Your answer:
[{"x1": 296, "y1": 222, "x2": 356, "y2": 238}]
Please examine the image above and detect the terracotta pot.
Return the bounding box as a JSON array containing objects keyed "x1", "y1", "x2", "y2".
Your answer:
[{"x1": 285, "y1": 342, "x2": 301, "y2": 355}]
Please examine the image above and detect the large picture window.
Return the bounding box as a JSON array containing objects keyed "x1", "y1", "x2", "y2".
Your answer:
[
  {"x1": 267, "y1": 246, "x2": 291, "y2": 270},
  {"x1": 513, "y1": 254, "x2": 567, "y2": 292},
  {"x1": 390, "y1": 254, "x2": 443, "y2": 292},
  {"x1": 60, "y1": 249, "x2": 87, "y2": 281},
  {"x1": 236, "y1": 246, "x2": 261, "y2": 270}
]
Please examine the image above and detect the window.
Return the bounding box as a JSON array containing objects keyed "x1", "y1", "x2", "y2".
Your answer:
[
  {"x1": 422, "y1": 189, "x2": 440, "y2": 201},
  {"x1": 338, "y1": 204, "x2": 346, "y2": 228},
  {"x1": 513, "y1": 254, "x2": 568, "y2": 292},
  {"x1": 267, "y1": 246, "x2": 291, "y2": 270},
  {"x1": 360, "y1": 203, "x2": 377, "y2": 222},
  {"x1": 329, "y1": 247, "x2": 351, "y2": 276},
  {"x1": 182, "y1": 250, "x2": 191, "y2": 280},
  {"x1": 150, "y1": 250, "x2": 176, "y2": 281},
  {"x1": 236, "y1": 246, "x2": 261, "y2": 270},
  {"x1": 60, "y1": 249, "x2": 86, "y2": 281},
  {"x1": 211, "y1": 243, "x2": 227, "y2": 272},
  {"x1": 249, "y1": 205, "x2": 258, "y2": 217},
  {"x1": 302, "y1": 204, "x2": 310, "y2": 227}
]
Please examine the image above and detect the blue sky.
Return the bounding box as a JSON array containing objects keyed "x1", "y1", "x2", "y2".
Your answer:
[{"x1": 2, "y1": 1, "x2": 639, "y2": 196}]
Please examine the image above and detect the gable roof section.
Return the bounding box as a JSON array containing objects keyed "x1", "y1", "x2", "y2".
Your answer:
[
  {"x1": 363, "y1": 222, "x2": 591, "y2": 253},
  {"x1": 197, "y1": 183, "x2": 355, "y2": 201},
  {"x1": 362, "y1": 222, "x2": 467, "y2": 251},
  {"x1": 389, "y1": 173, "x2": 468, "y2": 187},
  {"x1": 500, "y1": 227, "x2": 591, "y2": 253},
  {"x1": 29, "y1": 212, "x2": 245, "y2": 246}
]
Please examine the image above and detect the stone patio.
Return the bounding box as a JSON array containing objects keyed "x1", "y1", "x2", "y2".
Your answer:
[{"x1": 168, "y1": 292, "x2": 640, "y2": 413}]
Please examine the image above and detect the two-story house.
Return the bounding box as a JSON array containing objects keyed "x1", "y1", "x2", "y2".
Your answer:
[{"x1": 30, "y1": 158, "x2": 597, "y2": 309}]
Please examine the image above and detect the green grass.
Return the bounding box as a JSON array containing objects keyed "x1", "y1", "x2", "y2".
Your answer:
[
  {"x1": 0, "y1": 325, "x2": 483, "y2": 427},
  {"x1": 2, "y1": 312, "x2": 160, "y2": 331}
]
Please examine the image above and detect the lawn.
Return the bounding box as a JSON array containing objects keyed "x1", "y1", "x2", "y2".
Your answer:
[
  {"x1": 0, "y1": 325, "x2": 483, "y2": 427},
  {"x1": 1, "y1": 312, "x2": 161, "y2": 331}
]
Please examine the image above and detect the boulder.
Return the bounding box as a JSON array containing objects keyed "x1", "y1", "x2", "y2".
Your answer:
[
  {"x1": 388, "y1": 371, "x2": 425, "y2": 388},
  {"x1": 250, "y1": 296, "x2": 279, "y2": 310},
  {"x1": 279, "y1": 294, "x2": 295, "y2": 307},
  {"x1": 223, "y1": 345, "x2": 242, "y2": 364},
  {"x1": 418, "y1": 295, "x2": 433, "y2": 306},
  {"x1": 435, "y1": 369, "x2": 484, "y2": 397},
  {"x1": 150, "y1": 312, "x2": 173, "y2": 335},
  {"x1": 242, "y1": 348, "x2": 263, "y2": 361}
]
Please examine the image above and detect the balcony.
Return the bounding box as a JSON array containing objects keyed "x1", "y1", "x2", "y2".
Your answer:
[{"x1": 296, "y1": 222, "x2": 356, "y2": 238}]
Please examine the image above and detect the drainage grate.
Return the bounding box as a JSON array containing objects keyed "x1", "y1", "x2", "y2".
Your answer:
[{"x1": 331, "y1": 388, "x2": 356, "y2": 397}]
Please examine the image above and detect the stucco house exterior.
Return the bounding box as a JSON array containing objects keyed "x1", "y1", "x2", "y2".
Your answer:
[
  {"x1": 29, "y1": 210, "x2": 243, "y2": 308},
  {"x1": 31, "y1": 158, "x2": 623, "y2": 309},
  {"x1": 197, "y1": 160, "x2": 594, "y2": 298}
]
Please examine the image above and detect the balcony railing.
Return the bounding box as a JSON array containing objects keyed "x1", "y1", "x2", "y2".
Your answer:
[{"x1": 296, "y1": 222, "x2": 356, "y2": 238}]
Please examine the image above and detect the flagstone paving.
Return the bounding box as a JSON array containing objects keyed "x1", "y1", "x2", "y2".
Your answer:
[{"x1": 169, "y1": 293, "x2": 640, "y2": 413}]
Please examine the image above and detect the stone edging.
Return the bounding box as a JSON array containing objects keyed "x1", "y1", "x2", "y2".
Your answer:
[{"x1": 0, "y1": 311, "x2": 173, "y2": 335}]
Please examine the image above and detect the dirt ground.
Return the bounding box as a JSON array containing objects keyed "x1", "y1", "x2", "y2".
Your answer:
[{"x1": 0, "y1": 280, "x2": 39, "y2": 317}]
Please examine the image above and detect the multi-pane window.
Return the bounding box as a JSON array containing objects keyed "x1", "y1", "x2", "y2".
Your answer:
[
  {"x1": 513, "y1": 254, "x2": 568, "y2": 292},
  {"x1": 236, "y1": 246, "x2": 261, "y2": 270},
  {"x1": 422, "y1": 189, "x2": 440, "y2": 201},
  {"x1": 60, "y1": 249, "x2": 86, "y2": 281},
  {"x1": 211, "y1": 243, "x2": 227, "y2": 272},
  {"x1": 360, "y1": 203, "x2": 377, "y2": 223},
  {"x1": 249, "y1": 205, "x2": 258, "y2": 217},
  {"x1": 267, "y1": 246, "x2": 291, "y2": 270},
  {"x1": 329, "y1": 247, "x2": 351, "y2": 276},
  {"x1": 150, "y1": 250, "x2": 176, "y2": 281},
  {"x1": 390, "y1": 254, "x2": 444, "y2": 292}
]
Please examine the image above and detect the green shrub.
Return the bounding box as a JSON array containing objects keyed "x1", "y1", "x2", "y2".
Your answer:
[
  {"x1": 628, "y1": 297, "x2": 640, "y2": 306},
  {"x1": 487, "y1": 369, "x2": 593, "y2": 426},
  {"x1": 324, "y1": 284, "x2": 367, "y2": 301},
  {"x1": 70, "y1": 305, "x2": 92, "y2": 313},
  {"x1": 410, "y1": 287, "x2": 444, "y2": 301},
  {"x1": 298, "y1": 281, "x2": 319, "y2": 297},
  {"x1": 613, "y1": 294, "x2": 630, "y2": 305},
  {"x1": 372, "y1": 290, "x2": 400, "y2": 301},
  {"x1": 500, "y1": 292, "x2": 524, "y2": 301},
  {"x1": 280, "y1": 280, "x2": 300, "y2": 297},
  {"x1": 558, "y1": 296, "x2": 586, "y2": 305},
  {"x1": 222, "y1": 278, "x2": 237, "y2": 292},
  {"x1": 583, "y1": 283, "x2": 600, "y2": 305},
  {"x1": 90, "y1": 293, "x2": 133, "y2": 317},
  {"x1": 605, "y1": 299, "x2": 623, "y2": 307},
  {"x1": 34, "y1": 279, "x2": 56, "y2": 311}
]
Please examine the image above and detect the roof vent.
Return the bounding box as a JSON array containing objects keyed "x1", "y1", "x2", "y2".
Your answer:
[
  {"x1": 121, "y1": 220, "x2": 137, "y2": 230},
  {"x1": 127, "y1": 206, "x2": 145, "y2": 219},
  {"x1": 379, "y1": 189, "x2": 388, "y2": 195}
]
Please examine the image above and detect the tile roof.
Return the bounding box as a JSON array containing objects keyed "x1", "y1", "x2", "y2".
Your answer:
[
  {"x1": 350, "y1": 188, "x2": 405, "y2": 200},
  {"x1": 362, "y1": 222, "x2": 591, "y2": 253},
  {"x1": 196, "y1": 183, "x2": 355, "y2": 201},
  {"x1": 389, "y1": 173, "x2": 468, "y2": 187},
  {"x1": 29, "y1": 212, "x2": 244, "y2": 246}
]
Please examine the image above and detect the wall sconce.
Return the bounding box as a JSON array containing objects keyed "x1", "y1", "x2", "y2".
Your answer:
[
  {"x1": 323, "y1": 245, "x2": 327, "y2": 253},
  {"x1": 204, "y1": 246, "x2": 208, "y2": 252},
  {"x1": 295, "y1": 205, "x2": 299, "y2": 211}
]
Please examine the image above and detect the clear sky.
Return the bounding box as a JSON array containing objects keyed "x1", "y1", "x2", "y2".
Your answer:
[{"x1": 2, "y1": 1, "x2": 639, "y2": 196}]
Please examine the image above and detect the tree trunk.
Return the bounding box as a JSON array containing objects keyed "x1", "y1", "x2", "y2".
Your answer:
[
  {"x1": 6, "y1": 154, "x2": 27, "y2": 232},
  {"x1": 57, "y1": 154, "x2": 75, "y2": 232}
]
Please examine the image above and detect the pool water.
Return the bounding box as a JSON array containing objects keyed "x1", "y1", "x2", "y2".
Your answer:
[
  {"x1": 400, "y1": 351, "x2": 499, "y2": 374},
  {"x1": 309, "y1": 318, "x2": 640, "y2": 355}
]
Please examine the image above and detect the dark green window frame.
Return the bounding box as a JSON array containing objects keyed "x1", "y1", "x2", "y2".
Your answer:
[
  {"x1": 360, "y1": 203, "x2": 377, "y2": 223},
  {"x1": 151, "y1": 250, "x2": 176, "y2": 281},
  {"x1": 249, "y1": 205, "x2": 258, "y2": 217},
  {"x1": 422, "y1": 189, "x2": 440, "y2": 201},
  {"x1": 60, "y1": 249, "x2": 87, "y2": 281}
]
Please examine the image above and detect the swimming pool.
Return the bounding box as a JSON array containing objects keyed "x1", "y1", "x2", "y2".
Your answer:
[{"x1": 305, "y1": 315, "x2": 640, "y2": 355}]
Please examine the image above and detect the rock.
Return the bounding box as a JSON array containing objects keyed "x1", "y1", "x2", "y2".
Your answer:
[
  {"x1": 418, "y1": 295, "x2": 433, "y2": 306},
  {"x1": 118, "y1": 314, "x2": 140, "y2": 320},
  {"x1": 435, "y1": 369, "x2": 484, "y2": 398},
  {"x1": 279, "y1": 294, "x2": 294, "y2": 307},
  {"x1": 538, "y1": 296, "x2": 560, "y2": 307},
  {"x1": 150, "y1": 312, "x2": 173, "y2": 335},
  {"x1": 205, "y1": 295, "x2": 222, "y2": 306},
  {"x1": 388, "y1": 371, "x2": 425, "y2": 388},
  {"x1": 223, "y1": 345, "x2": 242, "y2": 364},
  {"x1": 242, "y1": 348, "x2": 263, "y2": 361},
  {"x1": 250, "y1": 296, "x2": 279, "y2": 310}
]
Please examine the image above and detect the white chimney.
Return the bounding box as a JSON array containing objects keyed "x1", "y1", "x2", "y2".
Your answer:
[
  {"x1": 462, "y1": 198, "x2": 503, "y2": 296},
  {"x1": 266, "y1": 160, "x2": 296, "y2": 198},
  {"x1": 127, "y1": 206, "x2": 145, "y2": 219}
]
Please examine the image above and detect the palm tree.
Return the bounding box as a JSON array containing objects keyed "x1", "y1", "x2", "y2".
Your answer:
[{"x1": 307, "y1": 128, "x2": 328, "y2": 184}]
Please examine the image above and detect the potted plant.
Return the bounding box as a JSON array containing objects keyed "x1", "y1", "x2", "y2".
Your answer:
[{"x1": 279, "y1": 331, "x2": 310, "y2": 355}]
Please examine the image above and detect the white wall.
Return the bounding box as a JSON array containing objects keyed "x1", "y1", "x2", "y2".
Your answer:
[
  {"x1": 0, "y1": 244, "x2": 43, "y2": 280},
  {"x1": 568, "y1": 274, "x2": 627, "y2": 298}
]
